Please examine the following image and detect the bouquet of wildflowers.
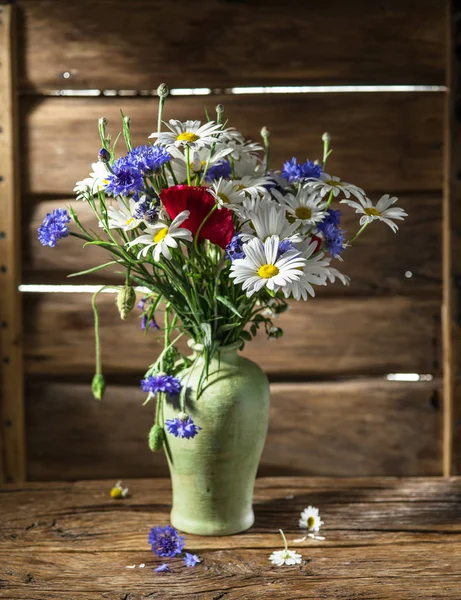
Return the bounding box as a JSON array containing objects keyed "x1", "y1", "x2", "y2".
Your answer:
[{"x1": 38, "y1": 84, "x2": 407, "y2": 447}]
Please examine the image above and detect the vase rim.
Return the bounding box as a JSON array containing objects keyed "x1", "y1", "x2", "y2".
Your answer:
[{"x1": 187, "y1": 339, "x2": 242, "y2": 353}]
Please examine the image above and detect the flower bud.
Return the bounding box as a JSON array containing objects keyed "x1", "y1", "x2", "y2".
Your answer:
[
  {"x1": 157, "y1": 83, "x2": 169, "y2": 98},
  {"x1": 216, "y1": 104, "x2": 224, "y2": 116},
  {"x1": 322, "y1": 132, "x2": 331, "y2": 143},
  {"x1": 148, "y1": 424, "x2": 164, "y2": 451},
  {"x1": 268, "y1": 325, "x2": 284, "y2": 339},
  {"x1": 92, "y1": 373, "x2": 106, "y2": 400},
  {"x1": 98, "y1": 148, "x2": 110, "y2": 162},
  {"x1": 116, "y1": 286, "x2": 137, "y2": 320},
  {"x1": 178, "y1": 411, "x2": 189, "y2": 421},
  {"x1": 98, "y1": 117, "x2": 107, "y2": 127},
  {"x1": 260, "y1": 126, "x2": 270, "y2": 139},
  {"x1": 123, "y1": 115, "x2": 131, "y2": 125}
]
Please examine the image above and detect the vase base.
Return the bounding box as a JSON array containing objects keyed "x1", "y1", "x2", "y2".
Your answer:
[{"x1": 171, "y1": 509, "x2": 255, "y2": 536}]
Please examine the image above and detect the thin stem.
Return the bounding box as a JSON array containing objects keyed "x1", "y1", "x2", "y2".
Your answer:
[
  {"x1": 348, "y1": 221, "x2": 369, "y2": 244},
  {"x1": 155, "y1": 392, "x2": 163, "y2": 426},
  {"x1": 324, "y1": 189, "x2": 334, "y2": 209},
  {"x1": 185, "y1": 145, "x2": 192, "y2": 186},
  {"x1": 193, "y1": 204, "x2": 217, "y2": 253},
  {"x1": 91, "y1": 286, "x2": 112, "y2": 375},
  {"x1": 157, "y1": 96, "x2": 166, "y2": 134},
  {"x1": 279, "y1": 529, "x2": 288, "y2": 552}
]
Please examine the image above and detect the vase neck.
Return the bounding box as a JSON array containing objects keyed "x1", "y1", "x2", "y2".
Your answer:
[{"x1": 187, "y1": 340, "x2": 241, "y2": 365}]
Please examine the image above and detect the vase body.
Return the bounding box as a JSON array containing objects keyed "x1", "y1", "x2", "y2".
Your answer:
[{"x1": 163, "y1": 343, "x2": 270, "y2": 536}]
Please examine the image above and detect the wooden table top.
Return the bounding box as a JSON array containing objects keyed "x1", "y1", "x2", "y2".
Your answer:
[{"x1": 0, "y1": 477, "x2": 460, "y2": 599}]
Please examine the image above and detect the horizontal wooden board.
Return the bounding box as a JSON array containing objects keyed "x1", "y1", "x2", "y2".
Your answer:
[
  {"x1": 16, "y1": 0, "x2": 446, "y2": 89},
  {"x1": 23, "y1": 293, "x2": 441, "y2": 378},
  {"x1": 25, "y1": 380, "x2": 442, "y2": 481},
  {"x1": 25, "y1": 193, "x2": 442, "y2": 295},
  {"x1": 20, "y1": 93, "x2": 444, "y2": 196}
]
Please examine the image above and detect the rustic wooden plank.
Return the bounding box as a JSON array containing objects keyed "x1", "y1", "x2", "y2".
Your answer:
[
  {"x1": 20, "y1": 93, "x2": 444, "y2": 196},
  {"x1": 24, "y1": 192, "x2": 442, "y2": 295},
  {"x1": 25, "y1": 380, "x2": 442, "y2": 481},
  {"x1": 22, "y1": 294, "x2": 441, "y2": 378},
  {"x1": 0, "y1": 4, "x2": 26, "y2": 483},
  {"x1": 16, "y1": 0, "x2": 446, "y2": 90}
]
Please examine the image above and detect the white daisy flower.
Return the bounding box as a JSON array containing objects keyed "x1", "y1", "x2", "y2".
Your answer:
[
  {"x1": 269, "y1": 529, "x2": 302, "y2": 567},
  {"x1": 282, "y1": 241, "x2": 330, "y2": 301},
  {"x1": 210, "y1": 178, "x2": 245, "y2": 208},
  {"x1": 230, "y1": 235, "x2": 306, "y2": 298},
  {"x1": 299, "y1": 506, "x2": 324, "y2": 532},
  {"x1": 220, "y1": 127, "x2": 263, "y2": 160},
  {"x1": 110, "y1": 480, "x2": 129, "y2": 499},
  {"x1": 233, "y1": 175, "x2": 273, "y2": 200},
  {"x1": 241, "y1": 201, "x2": 301, "y2": 243},
  {"x1": 273, "y1": 188, "x2": 327, "y2": 232},
  {"x1": 233, "y1": 153, "x2": 266, "y2": 178},
  {"x1": 340, "y1": 194, "x2": 407, "y2": 233},
  {"x1": 325, "y1": 266, "x2": 351, "y2": 286},
  {"x1": 74, "y1": 162, "x2": 110, "y2": 200},
  {"x1": 149, "y1": 119, "x2": 223, "y2": 150},
  {"x1": 306, "y1": 173, "x2": 365, "y2": 201},
  {"x1": 168, "y1": 145, "x2": 232, "y2": 182},
  {"x1": 126, "y1": 210, "x2": 192, "y2": 261},
  {"x1": 105, "y1": 197, "x2": 143, "y2": 231}
]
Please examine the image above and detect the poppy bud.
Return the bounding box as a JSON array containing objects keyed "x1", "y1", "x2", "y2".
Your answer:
[
  {"x1": 92, "y1": 373, "x2": 106, "y2": 400},
  {"x1": 148, "y1": 424, "x2": 164, "y2": 452},
  {"x1": 116, "y1": 286, "x2": 137, "y2": 320}
]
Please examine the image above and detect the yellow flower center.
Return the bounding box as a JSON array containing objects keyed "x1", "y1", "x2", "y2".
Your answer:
[
  {"x1": 110, "y1": 487, "x2": 122, "y2": 499},
  {"x1": 236, "y1": 184, "x2": 246, "y2": 191},
  {"x1": 258, "y1": 264, "x2": 279, "y2": 278},
  {"x1": 153, "y1": 227, "x2": 169, "y2": 243},
  {"x1": 307, "y1": 516, "x2": 316, "y2": 529},
  {"x1": 325, "y1": 179, "x2": 341, "y2": 187},
  {"x1": 218, "y1": 192, "x2": 229, "y2": 204},
  {"x1": 126, "y1": 217, "x2": 134, "y2": 226},
  {"x1": 364, "y1": 207, "x2": 380, "y2": 216},
  {"x1": 295, "y1": 206, "x2": 312, "y2": 220},
  {"x1": 177, "y1": 132, "x2": 199, "y2": 143}
]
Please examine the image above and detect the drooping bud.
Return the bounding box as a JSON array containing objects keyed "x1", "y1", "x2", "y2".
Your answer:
[
  {"x1": 98, "y1": 148, "x2": 111, "y2": 162},
  {"x1": 157, "y1": 83, "x2": 169, "y2": 98},
  {"x1": 148, "y1": 424, "x2": 164, "y2": 451},
  {"x1": 116, "y1": 286, "x2": 137, "y2": 320},
  {"x1": 92, "y1": 373, "x2": 106, "y2": 400}
]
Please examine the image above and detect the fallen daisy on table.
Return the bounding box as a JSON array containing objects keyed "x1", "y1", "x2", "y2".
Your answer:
[
  {"x1": 110, "y1": 481, "x2": 129, "y2": 499},
  {"x1": 269, "y1": 529, "x2": 303, "y2": 567},
  {"x1": 299, "y1": 505, "x2": 324, "y2": 533}
]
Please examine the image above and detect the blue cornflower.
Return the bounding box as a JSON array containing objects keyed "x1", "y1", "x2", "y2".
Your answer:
[
  {"x1": 98, "y1": 148, "x2": 111, "y2": 162},
  {"x1": 277, "y1": 238, "x2": 295, "y2": 259},
  {"x1": 318, "y1": 208, "x2": 341, "y2": 228},
  {"x1": 141, "y1": 314, "x2": 160, "y2": 331},
  {"x1": 166, "y1": 414, "x2": 201, "y2": 440},
  {"x1": 225, "y1": 234, "x2": 246, "y2": 261},
  {"x1": 154, "y1": 563, "x2": 171, "y2": 573},
  {"x1": 133, "y1": 198, "x2": 158, "y2": 224},
  {"x1": 282, "y1": 157, "x2": 323, "y2": 183},
  {"x1": 128, "y1": 145, "x2": 170, "y2": 174},
  {"x1": 320, "y1": 222, "x2": 345, "y2": 258},
  {"x1": 141, "y1": 374, "x2": 181, "y2": 396},
  {"x1": 149, "y1": 525, "x2": 185, "y2": 557},
  {"x1": 37, "y1": 209, "x2": 71, "y2": 247},
  {"x1": 184, "y1": 552, "x2": 201, "y2": 567},
  {"x1": 205, "y1": 160, "x2": 232, "y2": 182},
  {"x1": 105, "y1": 156, "x2": 144, "y2": 196}
]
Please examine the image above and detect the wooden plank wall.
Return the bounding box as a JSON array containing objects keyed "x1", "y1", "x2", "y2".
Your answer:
[{"x1": 3, "y1": 0, "x2": 451, "y2": 480}]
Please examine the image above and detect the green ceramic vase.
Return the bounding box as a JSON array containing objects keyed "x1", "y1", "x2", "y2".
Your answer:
[{"x1": 163, "y1": 342, "x2": 270, "y2": 536}]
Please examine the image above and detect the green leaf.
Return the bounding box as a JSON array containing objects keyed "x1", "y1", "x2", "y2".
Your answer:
[
  {"x1": 240, "y1": 330, "x2": 252, "y2": 341},
  {"x1": 216, "y1": 296, "x2": 243, "y2": 318},
  {"x1": 68, "y1": 261, "x2": 118, "y2": 278}
]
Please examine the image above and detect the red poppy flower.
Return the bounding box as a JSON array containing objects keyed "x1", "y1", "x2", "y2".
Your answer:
[
  {"x1": 160, "y1": 185, "x2": 234, "y2": 249},
  {"x1": 310, "y1": 235, "x2": 322, "y2": 253}
]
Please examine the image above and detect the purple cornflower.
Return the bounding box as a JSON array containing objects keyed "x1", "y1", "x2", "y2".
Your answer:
[
  {"x1": 105, "y1": 156, "x2": 144, "y2": 196},
  {"x1": 184, "y1": 553, "x2": 201, "y2": 567},
  {"x1": 225, "y1": 234, "x2": 246, "y2": 261},
  {"x1": 141, "y1": 374, "x2": 181, "y2": 396},
  {"x1": 318, "y1": 208, "x2": 341, "y2": 228},
  {"x1": 277, "y1": 238, "x2": 295, "y2": 259},
  {"x1": 148, "y1": 525, "x2": 185, "y2": 557},
  {"x1": 98, "y1": 148, "x2": 111, "y2": 162},
  {"x1": 154, "y1": 563, "x2": 171, "y2": 573},
  {"x1": 205, "y1": 160, "x2": 232, "y2": 182},
  {"x1": 320, "y1": 222, "x2": 345, "y2": 258},
  {"x1": 37, "y1": 209, "x2": 71, "y2": 247},
  {"x1": 133, "y1": 198, "x2": 158, "y2": 224},
  {"x1": 166, "y1": 415, "x2": 201, "y2": 440},
  {"x1": 141, "y1": 314, "x2": 160, "y2": 331},
  {"x1": 128, "y1": 145, "x2": 170, "y2": 174},
  {"x1": 282, "y1": 157, "x2": 323, "y2": 183}
]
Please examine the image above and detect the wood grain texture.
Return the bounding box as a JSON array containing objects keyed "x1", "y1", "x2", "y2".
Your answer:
[
  {"x1": 15, "y1": 0, "x2": 446, "y2": 89},
  {"x1": 20, "y1": 93, "x2": 444, "y2": 196},
  {"x1": 23, "y1": 293, "x2": 441, "y2": 378},
  {"x1": 0, "y1": 4, "x2": 26, "y2": 483},
  {"x1": 24, "y1": 192, "x2": 442, "y2": 295},
  {"x1": 0, "y1": 478, "x2": 460, "y2": 599},
  {"x1": 25, "y1": 380, "x2": 442, "y2": 481}
]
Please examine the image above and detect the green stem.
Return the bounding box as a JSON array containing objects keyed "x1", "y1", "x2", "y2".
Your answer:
[
  {"x1": 185, "y1": 145, "x2": 192, "y2": 186},
  {"x1": 348, "y1": 221, "x2": 369, "y2": 244},
  {"x1": 193, "y1": 204, "x2": 217, "y2": 253},
  {"x1": 155, "y1": 392, "x2": 163, "y2": 426},
  {"x1": 157, "y1": 96, "x2": 166, "y2": 134},
  {"x1": 325, "y1": 189, "x2": 334, "y2": 209},
  {"x1": 279, "y1": 529, "x2": 289, "y2": 552},
  {"x1": 91, "y1": 286, "x2": 112, "y2": 375}
]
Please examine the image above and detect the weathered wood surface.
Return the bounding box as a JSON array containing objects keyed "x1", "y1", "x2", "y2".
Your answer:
[
  {"x1": 0, "y1": 477, "x2": 460, "y2": 599},
  {"x1": 23, "y1": 293, "x2": 441, "y2": 378},
  {"x1": 25, "y1": 192, "x2": 442, "y2": 294},
  {"x1": 20, "y1": 93, "x2": 444, "y2": 196},
  {"x1": 25, "y1": 380, "x2": 442, "y2": 481},
  {"x1": 16, "y1": 0, "x2": 446, "y2": 90},
  {"x1": 0, "y1": 4, "x2": 26, "y2": 483}
]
